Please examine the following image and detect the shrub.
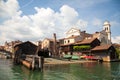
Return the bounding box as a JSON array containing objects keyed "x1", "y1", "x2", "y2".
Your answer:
[{"x1": 73, "y1": 45, "x2": 91, "y2": 51}]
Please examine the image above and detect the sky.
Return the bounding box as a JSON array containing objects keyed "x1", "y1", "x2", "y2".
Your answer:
[{"x1": 0, "y1": 0, "x2": 120, "y2": 45}]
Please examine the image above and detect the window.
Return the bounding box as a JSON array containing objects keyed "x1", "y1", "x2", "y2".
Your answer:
[
  {"x1": 68, "y1": 40, "x2": 70, "y2": 43},
  {"x1": 65, "y1": 41, "x2": 66, "y2": 43},
  {"x1": 107, "y1": 27, "x2": 108, "y2": 31}
]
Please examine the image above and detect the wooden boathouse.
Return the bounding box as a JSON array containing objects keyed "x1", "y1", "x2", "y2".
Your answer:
[
  {"x1": 91, "y1": 44, "x2": 119, "y2": 61},
  {"x1": 13, "y1": 41, "x2": 44, "y2": 70}
]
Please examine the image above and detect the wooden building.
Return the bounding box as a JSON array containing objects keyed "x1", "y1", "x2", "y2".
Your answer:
[
  {"x1": 4, "y1": 40, "x2": 22, "y2": 53},
  {"x1": 91, "y1": 44, "x2": 119, "y2": 61},
  {"x1": 41, "y1": 38, "x2": 54, "y2": 56},
  {"x1": 60, "y1": 38, "x2": 100, "y2": 56},
  {"x1": 14, "y1": 41, "x2": 37, "y2": 64},
  {"x1": 74, "y1": 38, "x2": 100, "y2": 55},
  {"x1": 14, "y1": 41, "x2": 37, "y2": 55},
  {"x1": 41, "y1": 38, "x2": 59, "y2": 57}
]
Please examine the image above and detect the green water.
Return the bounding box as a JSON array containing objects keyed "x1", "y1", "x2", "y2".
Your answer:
[{"x1": 0, "y1": 59, "x2": 120, "y2": 80}]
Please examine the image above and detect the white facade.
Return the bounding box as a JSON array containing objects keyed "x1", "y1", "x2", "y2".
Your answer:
[
  {"x1": 66, "y1": 28, "x2": 81, "y2": 38},
  {"x1": 63, "y1": 21, "x2": 112, "y2": 45},
  {"x1": 103, "y1": 21, "x2": 111, "y2": 44},
  {"x1": 41, "y1": 39, "x2": 50, "y2": 49},
  {"x1": 93, "y1": 21, "x2": 112, "y2": 44},
  {"x1": 64, "y1": 36, "x2": 81, "y2": 44},
  {"x1": 64, "y1": 38, "x2": 74, "y2": 44},
  {"x1": 63, "y1": 27, "x2": 83, "y2": 45}
]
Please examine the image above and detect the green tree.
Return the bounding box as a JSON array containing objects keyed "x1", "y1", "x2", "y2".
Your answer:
[{"x1": 116, "y1": 48, "x2": 120, "y2": 59}]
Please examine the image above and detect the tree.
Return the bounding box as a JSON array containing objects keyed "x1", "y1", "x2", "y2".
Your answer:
[{"x1": 116, "y1": 48, "x2": 120, "y2": 59}]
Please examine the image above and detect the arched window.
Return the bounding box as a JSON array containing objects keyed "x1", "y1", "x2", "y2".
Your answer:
[
  {"x1": 107, "y1": 27, "x2": 108, "y2": 31},
  {"x1": 64, "y1": 41, "x2": 66, "y2": 43},
  {"x1": 68, "y1": 40, "x2": 70, "y2": 43}
]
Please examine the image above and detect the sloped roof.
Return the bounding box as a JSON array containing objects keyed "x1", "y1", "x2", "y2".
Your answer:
[
  {"x1": 91, "y1": 44, "x2": 112, "y2": 51},
  {"x1": 14, "y1": 41, "x2": 37, "y2": 48},
  {"x1": 113, "y1": 43, "x2": 120, "y2": 48},
  {"x1": 60, "y1": 43, "x2": 74, "y2": 46},
  {"x1": 80, "y1": 31, "x2": 92, "y2": 38},
  {"x1": 93, "y1": 30, "x2": 107, "y2": 35},
  {"x1": 76, "y1": 38, "x2": 99, "y2": 45},
  {"x1": 100, "y1": 30, "x2": 107, "y2": 35}
]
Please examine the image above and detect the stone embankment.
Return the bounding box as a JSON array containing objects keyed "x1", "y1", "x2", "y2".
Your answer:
[{"x1": 44, "y1": 58, "x2": 96, "y2": 65}]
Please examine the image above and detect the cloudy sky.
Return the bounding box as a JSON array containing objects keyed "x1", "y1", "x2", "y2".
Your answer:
[{"x1": 0, "y1": 0, "x2": 120, "y2": 45}]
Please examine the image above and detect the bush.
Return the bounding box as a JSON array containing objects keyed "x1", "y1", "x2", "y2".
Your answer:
[{"x1": 73, "y1": 45, "x2": 91, "y2": 51}]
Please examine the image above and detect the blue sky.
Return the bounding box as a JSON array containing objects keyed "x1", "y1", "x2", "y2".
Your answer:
[{"x1": 0, "y1": 0, "x2": 120, "y2": 45}]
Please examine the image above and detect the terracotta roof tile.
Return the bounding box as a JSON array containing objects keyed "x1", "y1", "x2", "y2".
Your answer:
[
  {"x1": 80, "y1": 31, "x2": 92, "y2": 37},
  {"x1": 76, "y1": 38, "x2": 98, "y2": 45},
  {"x1": 60, "y1": 43, "x2": 74, "y2": 46},
  {"x1": 92, "y1": 44, "x2": 112, "y2": 51}
]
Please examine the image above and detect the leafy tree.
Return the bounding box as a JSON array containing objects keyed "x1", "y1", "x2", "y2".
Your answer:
[{"x1": 116, "y1": 48, "x2": 120, "y2": 59}]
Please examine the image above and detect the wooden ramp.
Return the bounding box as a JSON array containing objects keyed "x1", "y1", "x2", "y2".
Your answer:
[{"x1": 21, "y1": 55, "x2": 44, "y2": 71}]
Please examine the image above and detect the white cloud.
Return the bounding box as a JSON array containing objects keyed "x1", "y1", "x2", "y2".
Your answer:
[
  {"x1": 60, "y1": 5, "x2": 78, "y2": 23},
  {"x1": 0, "y1": 0, "x2": 21, "y2": 19},
  {"x1": 0, "y1": 1, "x2": 88, "y2": 45},
  {"x1": 112, "y1": 36, "x2": 120, "y2": 44}
]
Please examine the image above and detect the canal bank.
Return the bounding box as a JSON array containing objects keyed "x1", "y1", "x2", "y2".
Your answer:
[{"x1": 44, "y1": 58, "x2": 96, "y2": 65}]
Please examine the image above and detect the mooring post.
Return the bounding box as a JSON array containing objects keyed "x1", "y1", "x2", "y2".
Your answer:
[
  {"x1": 38, "y1": 56, "x2": 41, "y2": 69},
  {"x1": 32, "y1": 56, "x2": 35, "y2": 70},
  {"x1": 41, "y1": 56, "x2": 44, "y2": 72}
]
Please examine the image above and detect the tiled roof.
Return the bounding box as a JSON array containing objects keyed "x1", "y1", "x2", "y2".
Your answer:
[
  {"x1": 91, "y1": 44, "x2": 112, "y2": 51},
  {"x1": 81, "y1": 31, "x2": 92, "y2": 37},
  {"x1": 14, "y1": 41, "x2": 37, "y2": 47},
  {"x1": 100, "y1": 30, "x2": 107, "y2": 35},
  {"x1": 60, "y1": 43, "x2": 74, "y2": 46},
  {"x1": 93, "y1": 30, "x2": 107, "y2": 35},
  {"x1": 113, "y1": 43, "x2": 120, "y2": 48},
  {"x1": 76, "y1": 38, "x2": 98, "y2": 45}
]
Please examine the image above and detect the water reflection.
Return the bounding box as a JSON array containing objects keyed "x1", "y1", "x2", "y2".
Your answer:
[
  {"x1": 110, "y1": 62, "x2": 120, "y2": 80},
  {"x1": 0, "y1": 59, "x2": 120, "y2": 80},
  {"x1": 12, "y1": 65, "x2": 43, "y2": 80}
]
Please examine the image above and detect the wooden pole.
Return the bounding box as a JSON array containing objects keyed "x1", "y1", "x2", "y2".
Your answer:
[{"x1": 53, "y1": 33, "x2": 58, "y2": 57}]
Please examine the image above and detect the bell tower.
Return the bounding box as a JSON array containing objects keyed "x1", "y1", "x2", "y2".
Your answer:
[{"x1": 103, "y1": 21, "x2": 111, "y2": 44}]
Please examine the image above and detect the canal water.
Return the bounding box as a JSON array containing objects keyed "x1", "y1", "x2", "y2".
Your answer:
[{"x1": 0, "y1": 59, "x2": 120, "y2": 80}]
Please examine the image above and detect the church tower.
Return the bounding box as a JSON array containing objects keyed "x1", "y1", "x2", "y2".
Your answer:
[{"x1": 103, "y1": 21, "x2": 111, "y2": 44}]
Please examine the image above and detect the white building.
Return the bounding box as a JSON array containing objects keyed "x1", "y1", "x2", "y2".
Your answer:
[
  {"x1": 62, "y1": 21, "x2": 112, "y2": 45},
  {"x1": 93, "y1": 21, "x2": 111, "y2": 44}
]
